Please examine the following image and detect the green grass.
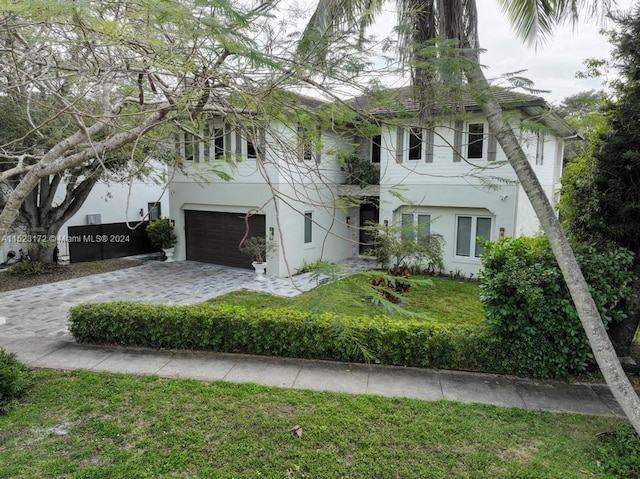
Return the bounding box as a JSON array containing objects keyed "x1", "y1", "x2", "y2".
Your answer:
[
  {"x1": 0, "y1": 370, "x2": 629, "y2": 479},
  {"x1": 208, "y1": 273, "x2": 485, "y2": 325}
]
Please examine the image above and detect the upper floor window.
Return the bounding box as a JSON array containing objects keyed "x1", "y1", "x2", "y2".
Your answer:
[
  {"x1": 395, "y1": 126, "x2": 434, "y2": 163},
  {"x1": 180, "y1": 133, "x2": 200, "y2": 162},
  {"x1": 371, "y1": 135, "x2": 381, "y2": 163},
  {"x1": 246, "y1": 127, "x2": 258, "y2": 160},
  {"x1": 467, "y1": 123, "x2": 484, "y2": 159},
  {"x1": 180, "y1": 123, "x2": 225, "y2": 162},
  {"x1": 453, "y1": 121, "x2": 495, "y2": 162},
  {"x1": 408, "y1": 128, "x2": 423, "y2": 161},
  {"x1": 213, "y1": 126, "x2": 225, "y2": 160}
]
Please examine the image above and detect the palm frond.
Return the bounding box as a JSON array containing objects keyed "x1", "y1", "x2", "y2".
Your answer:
[
  {"x1": 297, "y1": 0, "x2": 385, "y2": 60},
  {"x1": 496, "y1": 0, "x2": 611, "y2": 48}
]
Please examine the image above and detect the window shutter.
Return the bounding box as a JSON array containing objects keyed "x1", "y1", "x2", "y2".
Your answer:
[
  {"x1": 235, "y1": 128, "x2": 242, "y2": 157},
  {"x1": 174, "y1": 133, "x2": 182, "y2": 157},
  {"x1": 425, "y1": 126, "x2": 434, "y2": 163},
  {"x1": 536, "y1": 131, "x2": 545, "y2": 165},
  {"x1": 224, "y1": 123, "x2": 232, "y2": 159},
  {"x1": 395, "y1": 127, "x2": 404, "y2": 163},
  {"x1": 315, "y1": 129, "x2": 321, "y2": 164},
  {"x1": 258, "y1": 127, "x2": 266, "y2": 159},
  {"x1": 359, "y1": 136, "x2": 371, "y2": 163},
  {"x1": 487, "y1": 128, "x2": 497, "y2": 162},
  {"x1": 297, "y1": 125, "x2": 304, "y2": 162},
  {"x1": 453, "y1": 120, "x2": 463, "y2": 162}
]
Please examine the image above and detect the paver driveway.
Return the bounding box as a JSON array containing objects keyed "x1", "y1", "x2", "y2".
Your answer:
[{"x1": 0, "y1": 259, "x2": 373, "y2": 339}]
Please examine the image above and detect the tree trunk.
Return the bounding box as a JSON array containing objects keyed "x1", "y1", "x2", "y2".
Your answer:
[
  {"x1": 463, "y1": 56, "x2": 640, "y2": 435},
  {"x1": 0, "y1": 109, "x2": 169, "y2": 248}
]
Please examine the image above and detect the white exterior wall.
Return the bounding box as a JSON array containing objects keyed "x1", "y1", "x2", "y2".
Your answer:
[
  {"x1": 167, "y1": 110, "x2": 566, "y2": 278},
  {"x1": 376, "y1": 115, "x2": 563, "y2": 276},
  {"x1": 169, "y1": 119, "x2": 354, "y2": 277}
]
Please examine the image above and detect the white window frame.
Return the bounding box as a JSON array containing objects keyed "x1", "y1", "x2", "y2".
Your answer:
[
  {"x1": 399, "y1": 212, "x2": 432, "y2": 245},
  {"x1": 455, "y1": 215, "x2": 493, "y2": 259},
  {"x1": 304, "y1": 211, "x2": 313, "y2": 244},
  {"x1": 407, "y1": 127, "x2": 424, "y2": 161}
]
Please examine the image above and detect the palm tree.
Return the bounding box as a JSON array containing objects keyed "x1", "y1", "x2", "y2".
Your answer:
[{"x1": 301, "y1": 0, "x2": 640, "y2": 434}]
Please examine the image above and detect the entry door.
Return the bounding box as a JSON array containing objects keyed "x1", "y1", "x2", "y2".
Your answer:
[{"x1": 359, "y1": 201, "x2": 379, "y2": 254}]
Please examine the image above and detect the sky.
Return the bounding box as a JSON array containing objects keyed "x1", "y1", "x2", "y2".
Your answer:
[
  {"x1": 474, "y1": 0, "x2": 637, "y2": 105},
  {"x1": 361, "y1": 0, "x2": 637, "y2": 105}
]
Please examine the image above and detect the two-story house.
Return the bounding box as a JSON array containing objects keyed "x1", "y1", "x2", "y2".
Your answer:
[{"x1": 168, "y1": 87, "x2": 575, "y2": 277}]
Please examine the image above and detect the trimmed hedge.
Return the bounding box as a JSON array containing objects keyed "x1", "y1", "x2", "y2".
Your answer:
[{"x1": 69, "y1": 302, "x2": 499, "y2": 372}]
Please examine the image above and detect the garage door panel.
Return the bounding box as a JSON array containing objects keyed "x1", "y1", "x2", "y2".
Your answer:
[{"x1": 185, "y1": 210, "x2": 266, "y2": 269}]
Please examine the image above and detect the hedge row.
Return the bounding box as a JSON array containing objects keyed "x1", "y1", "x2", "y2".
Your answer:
[{"x1": 69, "y1": 302, "x2": 500, "y2": 372}]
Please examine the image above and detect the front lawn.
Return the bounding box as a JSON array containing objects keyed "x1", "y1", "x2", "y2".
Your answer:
[
  {"x1": 0, "y1": 370, "x2": 627, "y2": 479},
  {"x1": 208, "y1": 273, "x2": 485, "y2": 325}
]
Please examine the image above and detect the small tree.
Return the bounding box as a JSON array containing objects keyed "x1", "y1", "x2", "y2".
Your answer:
[
  {"x1": 240, "y1": 236, "x2": 276, "y2": 264},
  {"x1": 368, "y1": 222, "x2": 445, "y2": 273}
]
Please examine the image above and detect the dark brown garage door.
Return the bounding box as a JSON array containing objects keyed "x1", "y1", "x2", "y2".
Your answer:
[{"x1": 184, "y1": 210, "x2": 266, "y2": 269}]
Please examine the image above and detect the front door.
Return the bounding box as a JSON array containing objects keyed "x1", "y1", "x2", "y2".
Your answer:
[{"x1": 359, "y1": 200, "x2": 379, "y2": 254}]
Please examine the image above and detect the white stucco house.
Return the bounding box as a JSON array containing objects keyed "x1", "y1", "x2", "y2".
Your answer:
[{"x1": 168, "y1": 87, "x2": 576, "y2": 277}]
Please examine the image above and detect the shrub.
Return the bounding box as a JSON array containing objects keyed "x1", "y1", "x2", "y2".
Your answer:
[
  {"x1": 7, "y1": 259, "x2": 44, "y2": 276},
  {"x1": 337, "y1": 150, "x2": 377, "y2": 187},
  {"x1": 145, "y1": 217, "x2": 177, "y2": 250},
  {"x1": 0, "y1": 349, "x2": 33, "y2": 414},
  {"x1": 69, "y1": 301, "x2": 499, "y2": 372},
  {"x1": 480, "y1": 236, "x2": 635, "y2": 378},
  {"x1": 367, "y1": 222, "x2": 445, "y2": 273},
  {"x1": 239, "y1": 236, "x2": 277, "y2": 263}
]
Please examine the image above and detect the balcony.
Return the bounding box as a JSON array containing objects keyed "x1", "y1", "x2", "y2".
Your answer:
[{"x1": 337, "y1": 153, "x2": 380, "y2": 197}]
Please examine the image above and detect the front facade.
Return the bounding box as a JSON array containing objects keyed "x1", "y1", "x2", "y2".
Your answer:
[{"x1": 169, "y1": 88, "x2": 574, "y2": 277}]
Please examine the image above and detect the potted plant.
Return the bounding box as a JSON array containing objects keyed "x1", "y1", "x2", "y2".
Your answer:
[
  {"x1": 240, "y1": 236, "x2": 276, "y2": 280},
  {"x1": 146, "y1": 217, "x2": 177, "y2": 262}
]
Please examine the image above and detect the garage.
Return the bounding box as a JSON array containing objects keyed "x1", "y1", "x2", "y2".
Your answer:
[{"x1": 184, "y1": 210, "x2": 266, "y2": 269}]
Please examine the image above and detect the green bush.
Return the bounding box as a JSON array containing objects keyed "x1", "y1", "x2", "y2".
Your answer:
[
  {"x1": 69, "y1": 302, "x2": 499, "y2": 371},
  {"x1": 595, "y1": 425, "x2": 640, "y2": 478},
  {"x1": 480, "y1": 236, "x2": 635, "y2": 378},
  {"x1": 7, "y1": 259, "x2": 44, "y2": 276},
  {"x1": 0, "y1": 349, "x2": 33, "y2": 414}
]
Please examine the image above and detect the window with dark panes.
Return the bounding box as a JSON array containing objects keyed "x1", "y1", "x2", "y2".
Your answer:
[
  {"x1": 304, "y1": 212, "x2": 313, "y2": 243},
  {"x1": 467, "y1": 123, "x2": 484, "y2": 159},
  {"x1": 408, "y1": 127, "x2": 422, "y2": 161},
  {"x1": 371, "y1": 135, "x2": 381, "y2": 163}
]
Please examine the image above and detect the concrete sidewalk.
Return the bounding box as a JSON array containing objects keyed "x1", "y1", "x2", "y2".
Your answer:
[{"x1": 1, "y1": 335, "x2": 630, "y2": 418}]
